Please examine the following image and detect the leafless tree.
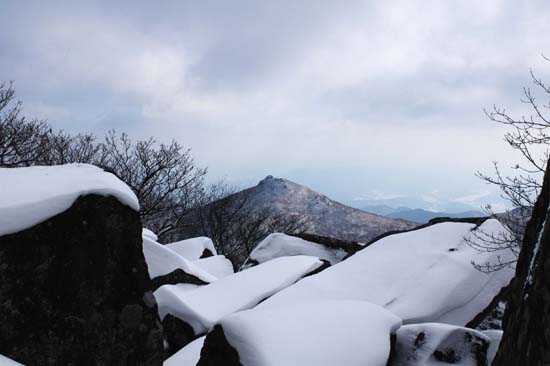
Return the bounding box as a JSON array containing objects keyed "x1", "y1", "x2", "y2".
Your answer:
[
  {"x1": 0, "y1": 81, "x2": 51, "y2": 167},
  {"x1": 99, "y1": 131, "x2": 208, "y2": 241},
  {"x1": 38, "y1": 131, "x2": 103, "y2": 165},
  {"x1": 472, "y1": 56, "x2": 550, "y2": 271}
]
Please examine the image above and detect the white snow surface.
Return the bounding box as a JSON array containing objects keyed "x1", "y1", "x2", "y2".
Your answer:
[
  {"x1": 165, "y1": 237, "x2": 217, "y2": 260},
  {"x1": 142, "y1": 236, "x2": 217, "y2": 283},
  {"x1": 482, "y1": 329, "x2": 503, "y2": 365},
  {"x1": 194, "y1": 255, "x2": 234, "y2": 279},
  {"x1": 219, "y1": 300, "x2": 401, "y2": 366},
  {"x1": 260, "y1": 220, "x2": 515, "y2": 326},
  {"x1": 142, "y1": 228, "x2": 158, "y2": 242},
  {"x1": 164, "y1": 336, "x2": 205, "y2": 366},
  {"x1": 0, "y1": 164, "x2": 139, "y2": 236},
  {"x1": 393, "y1": 323, "x2": 491, "y2": 366},
  {"x1": 154, "y1": 256, "x2": 323, "y2": 334},
  {"x1": 247, "y1": 233, "x2": 347, "y2": 265},
  {"x1": 0, "y1": 355, "x2": 24, "y2": 366}
]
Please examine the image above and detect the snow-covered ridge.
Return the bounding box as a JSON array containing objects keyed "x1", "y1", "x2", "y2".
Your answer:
[
  {"x1": 0, "y1": 164, "x2": 139, "y2": 236},
  {"x1": 259, "y1": 219, "x2": 515, "y2": 326}
]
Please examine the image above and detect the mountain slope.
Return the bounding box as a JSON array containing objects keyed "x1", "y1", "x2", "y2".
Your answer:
[{"x1": 234, "y1": 176, "x2": 416, "y2": 243}]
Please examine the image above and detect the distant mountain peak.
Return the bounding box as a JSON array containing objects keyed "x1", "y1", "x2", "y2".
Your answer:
[{"x1": 240, "y1": 176, "x2": 417, "y2": 242}]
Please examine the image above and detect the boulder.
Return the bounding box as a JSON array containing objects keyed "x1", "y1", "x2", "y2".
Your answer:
[
  {"x1": 392, "y1": 323, "x2": 490, "y2": 366},
  {"x1": 242, "y1": 233, "x2": 349, "y2": 269},
  {"x1": 0, "y1": 194, "x2": 163, "y2": 366},
  {"x1": 198, "y1": 300, "x2": 401, "y2": 366},
  {"x1": 155, "y1": 256, "x2": 323, "y2": 354}
]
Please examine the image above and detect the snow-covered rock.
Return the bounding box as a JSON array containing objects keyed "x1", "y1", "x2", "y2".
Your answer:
[
  {"x1": 260, "y1": 219, "x2": 515, "y2": 326},
  {"x1": 245, "y1": 233, "x2": 348, "y2": 266},
  {"x1": 164, "y1": 336, "x2": 205, "y2": 366},
  {"x1": 0, "y1": 184, "x2": 163, "y2": 364},
  {"x1": 142, "y1": 228, "x2": 159, "y2": 242},
  {"x1": 193, "y1": 255, "x2": 234, "y2": 279},
  {"x1": 392, "y1": 323, "x2": 490, "y2": 366},
  {"x1": 0, "y1": 164, "x2": 139, "y2": 236},
  {"x1": 0, "y1": 355, "x2": 24, "y2": 366},
  {"x1": 198, "y1": 300, "x2": 401, "y2": 366},
  {"x1": 155, "y1": 256, "x2": 323, "y2": 336},
  {"x1": 142, "y1": 236, "x2": 217, "y2": 284},
  {"x1": 482, "y1": 330, "x2": 502, "y2": 365},
  {"x1": 166, "y1": 237, "x2": 217, "y2": 260}
]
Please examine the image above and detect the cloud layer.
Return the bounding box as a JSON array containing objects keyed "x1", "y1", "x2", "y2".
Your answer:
[{"x1": 1, "y1": 0, "x2": 550, "y2": 210}]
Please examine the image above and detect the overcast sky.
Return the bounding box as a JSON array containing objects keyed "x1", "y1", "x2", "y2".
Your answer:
[{"x1": 2, "y1": 1, "x2": 550, "y2": 212}]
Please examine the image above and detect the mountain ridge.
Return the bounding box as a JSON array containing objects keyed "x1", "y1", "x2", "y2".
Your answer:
[{"x1": 234, "y1": 175, "x2": 417, "y2": 243}]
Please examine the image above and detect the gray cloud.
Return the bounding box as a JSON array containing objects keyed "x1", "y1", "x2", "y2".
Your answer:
[{"x1": 1, "y1": 0, "x2": 550, "y2": 209}]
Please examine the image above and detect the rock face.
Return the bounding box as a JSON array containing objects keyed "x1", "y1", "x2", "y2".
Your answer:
[
  {"x1": 492, "y1": 162, "x2": 550, "y2": 366},
  {"x1": 0, "y1": 194, "x2": 163, "y2": 366}
]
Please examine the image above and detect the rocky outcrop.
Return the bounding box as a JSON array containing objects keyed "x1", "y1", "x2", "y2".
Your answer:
[
  {"x1": 492, "y1": 161, "x2": 550, "y2": 366},
  {"x1": 0, "y1": 194, "x2": 163, "y2": 366}
]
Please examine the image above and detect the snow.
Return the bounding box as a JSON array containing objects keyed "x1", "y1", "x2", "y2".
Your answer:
[
  {"x1": 393, "y1": 323, "x2": 491, "y2": 366},
  {"x1": 525, "y1": 214, "x2": 547, "y2": 290},
  {"x1": 194, "y1": 255, "x2": 234, "y2": 279},
  {"x1": 142, "y1": 228, "x2": 158, "y2": 242},
  {"x1": 260, "y1": 219, "x2": 515, "y2": 326},
  {"x1": 154, "y1": 256, "x2": 323, "y2": 335},
  {"x1": 0, "y1": 355, "x2": 24, "y2": 366},
  {"x1": 482, "y1": 329, "x2": 503, "y2": 365},
  {"x1": 0, "y1": 164, "x2": 139, "y2": 236},
  {"x1": 165, "y1": 237, "x2": 217, "y2": 260},
  {"x1": 142, "y1": 236, "x2": 217, "y2": 283},
  {"x1": 218, "y1": 300, "x2": 401, "y2": 366},
  {"x1": 164, "y1": 336, "x2": 205, "y2": 366},
  {"x1": 246, "y1": 233, "x2": 347, "y2": 266}
]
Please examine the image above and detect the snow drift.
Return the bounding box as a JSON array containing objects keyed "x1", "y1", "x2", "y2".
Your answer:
[
  {"x1": 166, "y1": 237, "x2": 217, "y2": 260},
  {"x1": 198, "y1": 300, "x2": 401, "y2": 366},
  {"x1": 245, "y1": 233, "x2": 348, "y2": 266},
  {"x1": 260, "y1": 219, "x2": 515, "y2": 326},
  {"x1": 155, "y1": 256, "x2": 323, "y2": 336},
  {"x1": 0, "y1": 164, "x2": 138, "y2": 236}
]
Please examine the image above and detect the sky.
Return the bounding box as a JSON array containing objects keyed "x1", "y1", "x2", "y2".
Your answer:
[{"x1": 1, "y1": 0, "x2": 550, "y2": 212}]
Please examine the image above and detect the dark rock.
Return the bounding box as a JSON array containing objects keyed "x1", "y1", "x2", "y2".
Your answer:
[
  {"x1": 287, "y1": 232, "x2": 363, "y2": 255},
  {"x1": 493, "y1": 161, "x2": 550, "y2": 366},
  {"x1": 162, "y1": 314, "x2": 197, "y2": 357},
  {"x1": 151, "y1": 268, "x2": 208, "y2": 291},
  {"x1": 0, "y1": 194, "x2": 163, "y2": 366},
  {"x1": 197, "y1": 325, "x2": 241, "y2": 366},
  {"x1": 200, "y1": 248, "x2": 215, "y2": 259}
]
